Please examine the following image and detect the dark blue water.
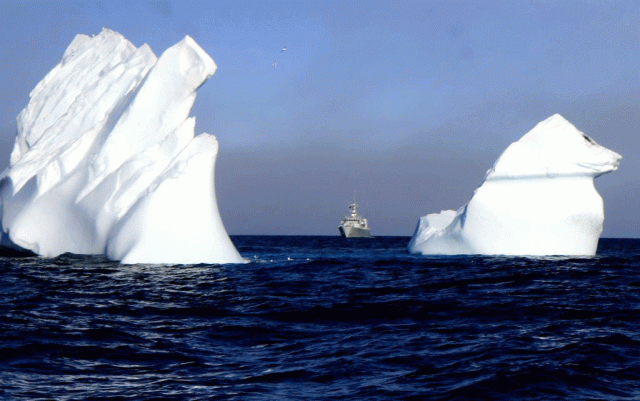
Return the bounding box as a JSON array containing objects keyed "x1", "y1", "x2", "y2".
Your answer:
[{"x1": 2, "y1": 236, "x2": 640, "y2": 400}]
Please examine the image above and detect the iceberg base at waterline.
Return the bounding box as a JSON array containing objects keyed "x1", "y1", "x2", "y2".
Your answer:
[
  {"x1": 0, "y1": 29, "x2": 244, "y2": 265},
  {"x1": 408, "y1": 114, "x2": 622, "y2": 256}
]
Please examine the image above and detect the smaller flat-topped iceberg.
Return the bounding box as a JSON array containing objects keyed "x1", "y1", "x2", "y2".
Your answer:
[
  {"x1": 0, "y1": 29, "x2": 244, "y2": 264},
  {"x1": 408, "y1": 114, "x2": 622, "y2": 256}
]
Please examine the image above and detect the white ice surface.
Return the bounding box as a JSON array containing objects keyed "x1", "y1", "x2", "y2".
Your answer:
[
  {"x1": 0, "y1": 29, "x2": 244, "y2": 264},
  {"x1": 408, "y1": 114, "x2": 622, "y2": 256}
]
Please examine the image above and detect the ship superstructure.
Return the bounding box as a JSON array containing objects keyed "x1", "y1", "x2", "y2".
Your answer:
[{"x1": 339, "y1": 199, "x2": 370, "y2": 238}]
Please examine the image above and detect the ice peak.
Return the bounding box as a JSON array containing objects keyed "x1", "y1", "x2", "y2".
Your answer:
[
  {"x1": 544, "y1": 112, "x2": 569, "y2": 124},
  {"x1": 527, "y1": 113, "x2": 583, "y2": 141},
  {"x1": 489, "y1": 114, "x2": 621, "y2": 179}
]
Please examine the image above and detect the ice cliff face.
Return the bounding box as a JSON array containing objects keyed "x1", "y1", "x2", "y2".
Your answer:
[
  {"x1": 408, "y1": 114, "x2": 622, "y2": 256},
  {"x1": 0, "y1": 28, "x2": 244, "y2": 264}
]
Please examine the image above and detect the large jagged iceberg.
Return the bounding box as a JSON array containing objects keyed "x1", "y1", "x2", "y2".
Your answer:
[
  {"x1": 0, "y1": 29, "x2": 244, "y2": 264},
  {"x1": 409, "y1": 114, "x2": 622, "y2": 256}
]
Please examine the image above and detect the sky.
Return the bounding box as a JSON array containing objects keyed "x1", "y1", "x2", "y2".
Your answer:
[{"x1": 1, "y1": 0, "x2": 639, "y2": 237}]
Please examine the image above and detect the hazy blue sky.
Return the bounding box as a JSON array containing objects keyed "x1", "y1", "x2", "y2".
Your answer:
[{"x1": 1, "y1": 0, "x2": 639, "y2": 237}]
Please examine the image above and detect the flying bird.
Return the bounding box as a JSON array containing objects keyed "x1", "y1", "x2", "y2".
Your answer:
[{"x1": 281, "y1": 46, "x2": 287, "y2": 52}]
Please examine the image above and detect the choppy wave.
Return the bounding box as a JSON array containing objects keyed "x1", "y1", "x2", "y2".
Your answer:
[{"x1": 2, "y1": 237, "x2": 640, "y2": 400}]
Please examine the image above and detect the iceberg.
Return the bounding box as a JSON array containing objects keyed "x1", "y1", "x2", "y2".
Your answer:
[
  {"x1": 0, "y1": 28, "x2": 244, "y2": 264},
  {"x1": 408, "y1": 114, "x2": 622, "y2": 256}
]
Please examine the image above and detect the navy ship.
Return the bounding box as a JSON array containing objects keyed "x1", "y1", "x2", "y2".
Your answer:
[{"x1": 339, "y1": 199, "x2": 370, "y2": 238}]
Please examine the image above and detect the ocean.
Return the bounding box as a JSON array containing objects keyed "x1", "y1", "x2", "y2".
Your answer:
[{"x1": 2, "y1": 236, "x2": 640, "y2": 400}]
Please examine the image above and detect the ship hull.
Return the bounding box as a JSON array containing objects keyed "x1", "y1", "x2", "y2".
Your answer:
[{"x1": 339, "y1": 225, "x2": 371, "y2": 238}]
